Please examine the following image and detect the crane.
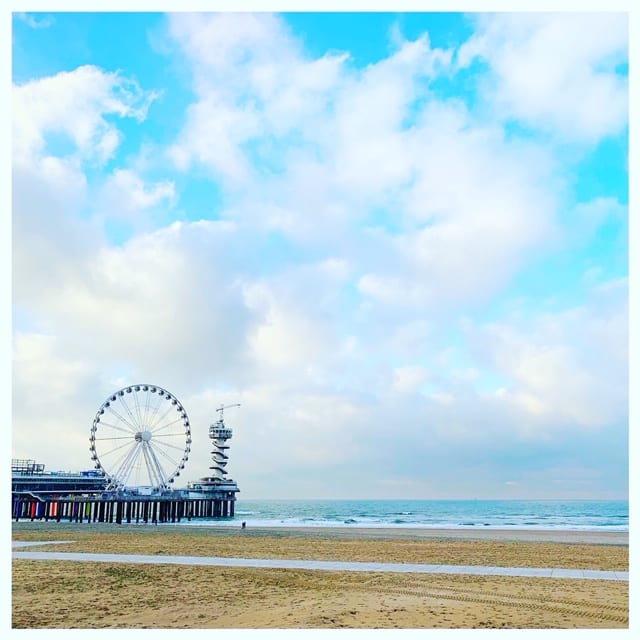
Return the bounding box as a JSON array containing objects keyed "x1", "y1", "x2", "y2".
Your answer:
[{"x1": 216, "y1": 403, "x2": 241, "y2": 421}]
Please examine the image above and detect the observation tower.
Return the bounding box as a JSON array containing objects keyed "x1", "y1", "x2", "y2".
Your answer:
[
  {"x1": 207, "y1": 403, "x2": 239, "y2": 483},
  {"x1": 187, "y1": 404, "x2": 240, "y2": 515}
]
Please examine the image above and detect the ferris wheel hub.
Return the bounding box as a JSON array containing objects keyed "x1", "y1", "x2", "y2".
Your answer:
[{"x1": 134, "y1": 430, "x2": 153, "y2": 443}]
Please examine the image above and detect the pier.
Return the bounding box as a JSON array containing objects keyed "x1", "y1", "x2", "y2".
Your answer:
[
  {"x1": 11, "y1": 391, "x2": 242, "y2": 525},
  {"x1": 12, "y1": 492, "x2": 236, "y2": 524}
]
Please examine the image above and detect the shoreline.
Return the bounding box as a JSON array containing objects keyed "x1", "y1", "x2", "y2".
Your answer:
[
  {"x1": 184, "y1": 524, "x2": 630, "y2": 545},
  {"x1": 12, "y1": 520, "x2": 628, "y2": 545}
]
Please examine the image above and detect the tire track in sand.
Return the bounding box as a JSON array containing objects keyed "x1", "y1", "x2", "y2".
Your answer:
[
  {"x1": 355, "y1": 583, "x2": 628, "y2": 625},
  {"x1": 364, "y1": 577, "x2": 629, "y2": 614}
]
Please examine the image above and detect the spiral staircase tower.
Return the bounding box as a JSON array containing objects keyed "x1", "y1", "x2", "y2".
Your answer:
[
  {"x1": 186, "y1": 404, "x2": 240, "y2": 518},
  {"x1": 208, "y1": 405, "x2": 237, "y2": 483}
]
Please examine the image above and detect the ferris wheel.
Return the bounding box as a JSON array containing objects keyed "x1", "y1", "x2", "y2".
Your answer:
[{"x1": 89, "y1": 384, "x2": 191, "y2": 492}]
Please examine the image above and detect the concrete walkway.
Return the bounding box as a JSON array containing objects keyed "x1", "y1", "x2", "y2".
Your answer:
[{"x1": 12, "y1": 542, "x2": 628, "y2": 582}]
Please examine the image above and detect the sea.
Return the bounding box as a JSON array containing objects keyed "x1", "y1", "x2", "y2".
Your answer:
[{"x1": 181, "y1": 499, "x2": 628, "y2": 531}]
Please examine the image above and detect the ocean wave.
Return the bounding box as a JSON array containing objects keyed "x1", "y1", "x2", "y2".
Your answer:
[
  {"x1": 172, "y1": 519, "x2": 628, "y2": 532},
  {"x1": 163, "y1": 499, "x2": 627, "y2": 532}
]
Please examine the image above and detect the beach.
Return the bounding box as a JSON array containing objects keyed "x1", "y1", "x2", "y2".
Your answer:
[{"x1": 11, "y1": 522, "x2": 628, "y2": 629}]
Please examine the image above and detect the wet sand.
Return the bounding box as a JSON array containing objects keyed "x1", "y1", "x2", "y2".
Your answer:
[{"x1": 12, "y1": 522, "x2": 629, "y2": 629}]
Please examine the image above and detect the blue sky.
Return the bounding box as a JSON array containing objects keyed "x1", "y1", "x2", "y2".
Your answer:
[{"x1": 10, "y1": 7, "x2": 629, "y2": 499}]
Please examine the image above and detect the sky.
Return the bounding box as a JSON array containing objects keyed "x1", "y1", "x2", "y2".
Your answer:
[{"x1": 9, "y1": 4, "x2": 631, "y2": 500}]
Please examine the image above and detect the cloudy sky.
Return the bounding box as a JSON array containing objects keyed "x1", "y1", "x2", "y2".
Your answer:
[{"x1": 10, "y1": 7, "x2": 629, "y2": 500}]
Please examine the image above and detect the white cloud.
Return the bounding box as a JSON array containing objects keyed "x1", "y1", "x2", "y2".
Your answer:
[
  {"x1": 457, "y1": 13, "x2": 628, "y2": 142},
  {"x1": 109, "y1": 170, "x2": 174, "y2": 209},
  {"x1": 355, "y1": 103, "x2": 557, "y2": 310},
  {"x1": 97, "y1": 169, "x2": 176, "y2": 231},
  {"x1": 54, "y1": 222, "x2": 250, "y2": 383},
  {"x1": 464, "y1": 278, "x2": 627, "y2": 432},
  {"x1": 13, "y1": 65, "x2": 159, "y2": 166},
  {"x1": 170, "y1": 14, "x2": 564, "y2": 318},
  {"x1": 169, "y1": 96, "x2": 260, "y2": 184},
  {"x1": 245, "y1": 284, "x2": 331, "y2": 371},
  {"x1": 563, "y1": 197, "x2": 627, "y2": 248},
  {"x1": 12, "y1": 156, "x2": 95, "y2": 309},
  {"x1": 12, "y1": 333, "x2": 98, "y2": 467},
  {"x1": 167, "y1": 11, "x2": 455, "y2": 204},
  {"x1": 167, "y1": 14, "x2": 560, "y2": 319},
  {"x1": 242, "y1": 255, "x2": 355, "y2": 385},
  {"x1": 167, "y1": 13, "x2": 348, "y2": 185},
  {"x1": 13, "y1": 333, "x2": 91, "y2": 401},
  {"x1": 392, "y1": 365, "x2": 429, "y2": 394}
]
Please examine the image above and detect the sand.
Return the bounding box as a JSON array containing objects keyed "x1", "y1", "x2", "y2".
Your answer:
[{"x1": 11, "y1": 522, "x2": 629, "y2": 629}]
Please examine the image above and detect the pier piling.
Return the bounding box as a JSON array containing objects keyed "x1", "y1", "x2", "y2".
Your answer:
[{"x1": 12, "y1": 494, "x2": 238, "y2": 525}]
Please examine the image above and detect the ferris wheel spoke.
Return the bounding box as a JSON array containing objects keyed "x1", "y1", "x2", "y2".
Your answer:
[
  {"x1": 151, "y1": 417, "x2": 184, "y2": 434},
  {"x1": 95, "y1": 421, "x2": 136, "y2": 436},
  {"x1": 139, "y1": 391, "x2": 149, "y2": 429},
  {"x1": 150, "y1": 437, "x2": 181, "y2": 458},
  {"x1": 148, "y1": 402, "x2": 176, "y2": 431},
  {"x1": 145, "y1": 395, "x2": 163, "y2": 431},
  {"x1": 98, "y1": 438, "x2": 137, "y2": 460},
  {"x1": 152, "y1": 442, "x2": 181, "y2": 469},
  {"x1": 143, "y1": 442, "x2": 168, "y2": 486},
  {"x1": 151, "y1": 447, "x2": 184, "y2": 466},
  {"x1": 106, "y1": 404, "x2": 139, "y2": 432},
  {"x1": 118, "y1": 394, "x2": 142, "y2": 431},
  {"x1": 152, "y1": 439, "x2": 189, "y2": 453},
  {"x1": 114, "y1": 442, "x2": 143, "y2": 487},
  {"x1": 107, "y1": 403, "x2": 138, "y2": 431},
  {"x1": 131, "y1": 390, "x2": 146, "y2": 427},
  {"x1": 139, "y1": 444, "x2": 157, "y2": 486},
  {"x1": 93, "y1": 435, "x2": 135, "y2": 441},
  {"x1": 103, "y1": 439, "x2": 137, "y2": 466},
  {"x1": 100, "y1": 444, "x2": 138, "y2": 484},
  {"x1": 142, "y1": 391, "x2": 155, "y2": 431}
]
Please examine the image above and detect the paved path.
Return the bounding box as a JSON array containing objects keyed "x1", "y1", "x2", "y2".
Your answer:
[{"x1": 12, "y1": 542, "x2": 627, "y2": 582}]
